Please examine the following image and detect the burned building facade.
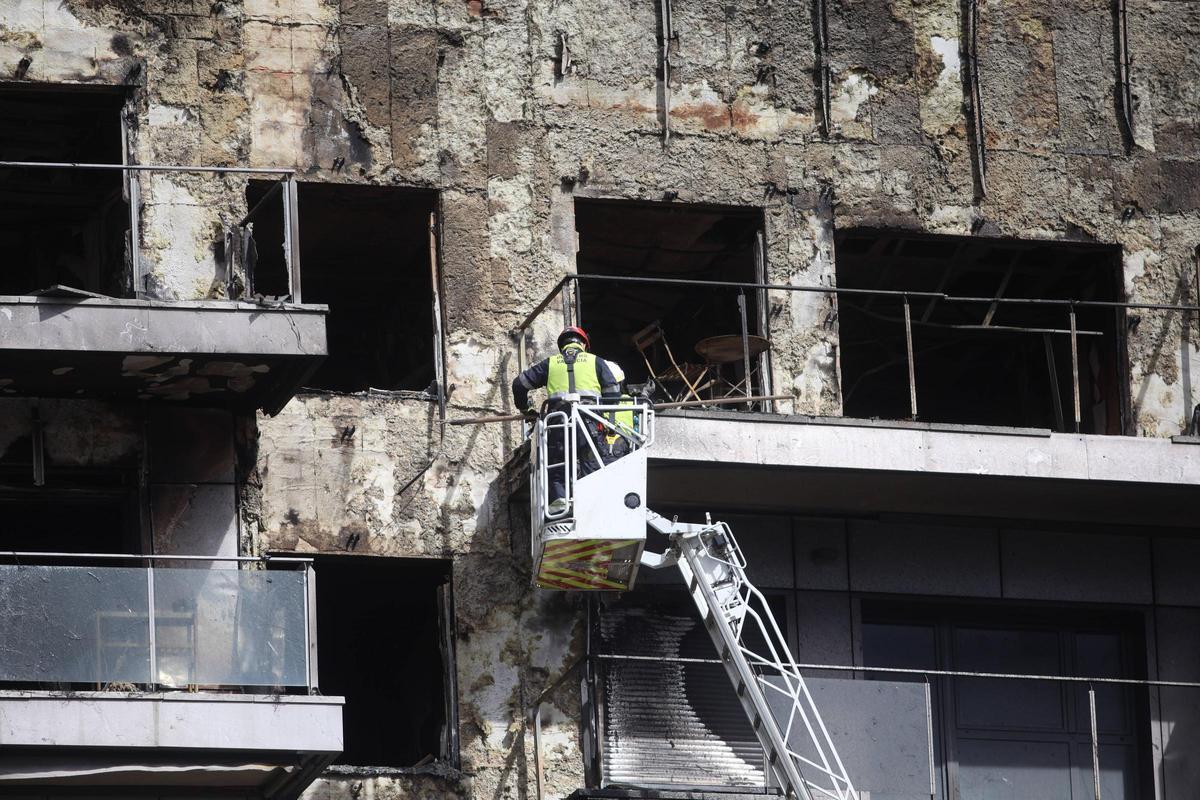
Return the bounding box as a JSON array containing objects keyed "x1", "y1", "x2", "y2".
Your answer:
[{"x1": 1, "y1": 0, "x2": 1199, "y2": 798}]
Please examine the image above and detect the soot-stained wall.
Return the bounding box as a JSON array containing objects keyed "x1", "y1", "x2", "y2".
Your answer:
[{"x1": 3, "y1": 0, "x2": 1199, "y2": 797}]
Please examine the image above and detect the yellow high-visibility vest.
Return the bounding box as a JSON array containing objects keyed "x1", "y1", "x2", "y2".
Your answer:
[{"x1": 547, "y1": 344, "x2": 602, "y2": 400}]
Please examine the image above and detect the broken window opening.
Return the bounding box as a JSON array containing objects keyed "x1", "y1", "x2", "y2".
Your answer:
[
  {"x1": 309, "y1": 554, "x2": 453, "y2": 768},
  {"x1": 245, "y1": 182, "x2": 438, "y2": 393},
  {"x1": 0, "y1": 84, "x2": 129, "y2": 298},
  {"x1": 835, "y1": 230, "x2": 1125, "y2": 433},
  {"x1": 574, "y1": 199, "x2": 767, "y2": 402}
]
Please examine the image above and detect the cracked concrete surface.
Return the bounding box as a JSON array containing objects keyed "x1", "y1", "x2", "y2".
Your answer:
[{"x1": 3, "y1": 0, "x2": 1200, "y2": 796}]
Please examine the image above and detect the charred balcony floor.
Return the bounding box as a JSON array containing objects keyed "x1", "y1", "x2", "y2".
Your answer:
[{"x1": 0, "y1": 294, "x2": 327, "y2": 413}]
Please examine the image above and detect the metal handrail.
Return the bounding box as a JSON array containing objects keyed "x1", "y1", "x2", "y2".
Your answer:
[
  {"x1": 516, "y1": 274, "x2": 1200, "y2": 335},
  {"x1": 0, "y1": 160, "x2": 293, "y2": 174},
  {"x1": 595, "y1": 651, "x2": 1195, "y2": 799},
  {"x1": 594, "y1": 652, "x2": 1200, "y2": 688},
  {"x1": 0, "y1": 551, "x2": 312, "y2": 564},
  {"x1": 515, "y1": 273, "x2": 1193, "y2": 432}
]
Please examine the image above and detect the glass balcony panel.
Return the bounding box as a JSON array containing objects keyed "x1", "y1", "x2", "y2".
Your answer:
[
  {"x1": 957, "y1": 738, "x2": 1074, "y2": 800},
  {"x1": 152, "y1": 568, "x2": 307, "y2": 687},
  {"x1": 0, "y1": 564, "x2": 151, "y2": 684},
  {"x1": 765, "y1": 675, "x2": 933, "y2": 800}
]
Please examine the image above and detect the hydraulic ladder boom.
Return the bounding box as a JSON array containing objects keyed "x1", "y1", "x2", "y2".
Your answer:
[
  {"x1": 643, "y1": 511, "x2": 859, "y2": 800},
  {"x1": 527, "y1": 402, "x2": 857, "y2": 798}
]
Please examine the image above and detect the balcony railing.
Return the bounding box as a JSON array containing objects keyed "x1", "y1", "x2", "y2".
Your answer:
[
  {"x1": 0, "y1": 160, "x2": 301, "y2": 302},
  {"x1": 516, "y1": 274, "x2": 1199, "y2": 434},
  {"x1": 0, "y1": 554, "x2": 317, "y2": 692}
]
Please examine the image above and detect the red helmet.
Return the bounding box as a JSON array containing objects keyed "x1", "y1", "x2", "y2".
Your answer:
[{"x1": 557, "y1": 326, "x2": 590, "y2": 350}]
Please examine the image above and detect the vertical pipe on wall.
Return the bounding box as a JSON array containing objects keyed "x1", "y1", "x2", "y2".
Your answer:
[
  {"x1": 659, "y1": 0, "x2": 674, "y2": 146},
  {"x1": 962, "y1": 0, "x2": 988, "y2": 196},
  {"x1": 1113, "y1": 0, "x2": 1135, "y2": 152},
  {"x1": 811, "y1": 0, "x2": 832, "y2": 137}
]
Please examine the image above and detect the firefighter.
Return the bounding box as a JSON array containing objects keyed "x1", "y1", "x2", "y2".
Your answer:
[
  {"x1": 602, "y1": 359, "x2": 638, "y2": 463},
  {"x1": 512, "y1": 326, "x2": 620, "y2": 514}
]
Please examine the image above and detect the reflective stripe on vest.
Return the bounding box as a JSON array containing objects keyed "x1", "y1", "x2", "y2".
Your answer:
[{"x1": 547, "y1": 345, "x2": 602, "y2": 400}]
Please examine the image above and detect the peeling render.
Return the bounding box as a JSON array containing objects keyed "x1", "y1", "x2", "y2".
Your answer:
[{"x1": 3, "y1": 0, "x2": 1200, "y2": 797}]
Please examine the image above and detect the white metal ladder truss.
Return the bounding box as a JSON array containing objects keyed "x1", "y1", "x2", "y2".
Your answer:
[
  {"x1": 526, "y1": 399, "x2": 857, "y2": 797},
  {"x1": 643, "y1": 512, "x2": 859, "y2": 800}
]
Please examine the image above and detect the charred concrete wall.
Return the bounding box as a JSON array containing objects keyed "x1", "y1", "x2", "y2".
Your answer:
[{"x1": 3, "y1": 0, "x2": 1199, "y2": 797}]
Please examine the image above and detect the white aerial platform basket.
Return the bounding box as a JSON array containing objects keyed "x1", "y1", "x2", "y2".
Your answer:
[{"x1": 530, "y1": 400, "x2": 653, "y2": 590}]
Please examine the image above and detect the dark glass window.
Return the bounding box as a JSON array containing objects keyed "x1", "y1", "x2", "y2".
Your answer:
[{"x1": 862, "y1": 603, "x2": 1149, "y2": 800}]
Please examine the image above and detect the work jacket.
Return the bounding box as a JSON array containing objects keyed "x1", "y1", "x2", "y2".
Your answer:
[{"x1": 512, "y1": 344, "x2": 620, "y2": 410}]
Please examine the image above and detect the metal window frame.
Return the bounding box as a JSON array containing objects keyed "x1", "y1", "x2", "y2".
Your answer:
[
  {"x1": 431, "y1": 202, "x2": 449, "y2": 418},
  {"x1": 438, "y1": 573, "x2": 461, "y2": 766}
]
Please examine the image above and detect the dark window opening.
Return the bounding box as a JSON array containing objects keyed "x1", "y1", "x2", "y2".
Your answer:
[
  {"x1": 574, "y1": 199, "x2": 766, "y2": 398},
  {"x1": 0, "y1": 493, "x2": 137, "y2": 554},
  {"x1": 0, "y1": 464, "x2": 141, "y2": 555},
  {"x1": 862, "y1": 601, "x2": 1151, "y2": 800},
  {"x1": 0, "y1": 85, "x2": 128, "y2": 297},
  {"x1": 835, "y1": 230, "x2": 1125, "y2": 433},
  {"x1": 311, "y1": 555, "x2": 452, "y2": 768},
  {"x1": 246, "y1": 183, "x2": 437, "y2": 392}
]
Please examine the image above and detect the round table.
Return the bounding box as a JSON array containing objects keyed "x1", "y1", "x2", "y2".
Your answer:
[{"x1": 694, "y1": 334, "x2": 771, "y2": 364}]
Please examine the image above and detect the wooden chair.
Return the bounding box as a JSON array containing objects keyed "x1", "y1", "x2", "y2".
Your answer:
[{"x1": 631, "y1": 321, "x2": 710, "y2": 403}]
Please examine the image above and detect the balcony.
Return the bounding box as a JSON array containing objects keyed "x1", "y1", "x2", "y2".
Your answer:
[
  {"x1": 512, "y1": 270, "x2": 1200, "y2": 524},
  {"x1": 0, "y1": 556, "x2": 343, "y2": 798},
  {"x1": 647, "y1": 411, "x2": 1200, "y2": 526},
  {"x1": 0, "y1": 160, "x2": 326, "y2": 414},
  {"x1": 0, "y1": 294, "x2": 327, "y2": 413}
]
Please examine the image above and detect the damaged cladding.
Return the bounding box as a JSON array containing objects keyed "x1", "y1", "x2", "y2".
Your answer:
[{"x1": 1, "y1": 0, "x2": 1200, "y2": 797}]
